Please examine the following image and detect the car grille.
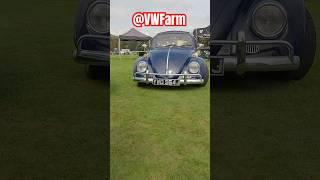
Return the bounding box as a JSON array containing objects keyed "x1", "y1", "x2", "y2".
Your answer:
[{"x1": 246, "y1": 44, "x2": 260, "y2": 54}]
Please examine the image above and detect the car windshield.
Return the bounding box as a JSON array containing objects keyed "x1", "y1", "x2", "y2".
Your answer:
[{"x1": 151, "y1": 33, "x2": 195, "y2": 49}]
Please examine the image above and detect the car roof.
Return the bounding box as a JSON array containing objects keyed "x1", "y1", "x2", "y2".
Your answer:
[{"x1": 155, "y1": 31, "x2": 191, "y2": 36}]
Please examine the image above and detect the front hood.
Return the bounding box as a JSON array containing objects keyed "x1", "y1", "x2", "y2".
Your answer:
[{"x1": 148, "y1": 48, "x2": 194, "y2": 74}]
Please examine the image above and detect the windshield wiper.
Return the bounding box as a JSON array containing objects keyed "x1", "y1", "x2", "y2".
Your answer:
[{"x1": 178, "y1": 45, "x2": 193, "y2": 48}]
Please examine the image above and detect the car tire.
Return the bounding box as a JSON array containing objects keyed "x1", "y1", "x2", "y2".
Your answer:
[{"x1": 281, "y1": 9, "x2": 317, "y2": 80}]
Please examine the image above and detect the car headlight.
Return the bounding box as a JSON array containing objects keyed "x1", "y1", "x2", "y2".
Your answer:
[
  {"x1": 137, "y1": 61, "x2": 148, "y2": 72},
  {"x1": 188, "y1": 61, "x2": 200, "y2": 74},
  {"x1": 87, "y1": 1, "x2": 109, "y2": 34},
  {"x1": 251, "y1": 2, "x2": 287, "y2": 39}
]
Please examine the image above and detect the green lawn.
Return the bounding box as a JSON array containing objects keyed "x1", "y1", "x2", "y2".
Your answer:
[
  {"x1": 0, "y1": 1, "x2": 108, "y2": 179},
  {"x1": 110, "y1": 55, "x2": 210, "y2": 179},
  {"x1": 212, "y1": 1, "x2": 320, "y2": 179}
]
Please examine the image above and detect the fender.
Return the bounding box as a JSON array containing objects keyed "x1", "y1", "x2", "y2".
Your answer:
[
  {"x1": 211, "y1": 0, "x2": 244, "y2": 40},
  {"x1": 74, "y1": 0, "x2": 97, "y2": 45},
  {"x1": 222, "y1": 0, "x2": 305, "y2": 50},
  {"x1": 74, "y1": 0, "x2": 109, "y2": 64}
]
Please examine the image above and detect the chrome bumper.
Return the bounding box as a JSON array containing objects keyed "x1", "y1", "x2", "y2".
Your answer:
[
  {"x1": 74, "y1": 34, "x2": 109, "y2": 66},
  {"x1": 211, "y1": 32, "x2": 300, "y2": 76},
  {"x1": 133, "y1": 72, "x2": 204, "y2": 85},
  {"x1": 215, "y1": 56, "x2": 300, "y2": 72}
]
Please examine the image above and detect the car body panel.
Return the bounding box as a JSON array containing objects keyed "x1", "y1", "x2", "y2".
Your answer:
[
  {"x1": 212, "y1": 0, "x2": 305, "y2": 44},
  {"x1": 149, "y1": 48, "x2": 194, "y2": 75}
]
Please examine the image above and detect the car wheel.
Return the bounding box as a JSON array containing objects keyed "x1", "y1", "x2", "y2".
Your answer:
[{"x1": 282, "y1": 9, "x2": 317, "y2": 80}]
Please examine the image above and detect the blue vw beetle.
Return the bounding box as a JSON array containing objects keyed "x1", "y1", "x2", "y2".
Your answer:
[
  {"x1": 211, "y1": 0, "x2": 316, "y2": 79},
  {"x1": 133, "y1": 31, "x2": 209, "y2": 86},
  {"x1": 73, "y1": 0, "x2": 109, "y2": 78}
]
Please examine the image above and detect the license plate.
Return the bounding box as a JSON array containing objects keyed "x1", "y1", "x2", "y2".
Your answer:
[{"x1": 152, "y1": 79, "x2": 180, "y2": 86}]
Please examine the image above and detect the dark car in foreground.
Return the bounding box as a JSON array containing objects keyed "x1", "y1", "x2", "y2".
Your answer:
[
  {"x1": 211, "y1": 0, "x2": 316, "y2": 79},
  {"x1": 74, "y1": 0, "x2": 109, "y2": 78},
  {"x1": 133, "y1": 31, "x2": 209, "y2": 87}
]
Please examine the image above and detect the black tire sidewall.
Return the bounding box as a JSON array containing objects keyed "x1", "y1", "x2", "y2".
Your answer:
[{"x1": 283, "y1": 9, "x2": 317, "y2": 80}]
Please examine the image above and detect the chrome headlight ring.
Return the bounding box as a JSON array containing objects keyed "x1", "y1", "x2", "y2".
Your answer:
[
  {"x1": 251, "y1": 1, "x2": 288, "y2": 39},
  {"x1": 188, "y1": 61, "x2": 200, "y2": 74},
  {"x1": 137, "y1": 61, "x2": 148, "y2": 73},
  {"x1": 86, "y1": 1, "x2": 109, "y2": 35}
]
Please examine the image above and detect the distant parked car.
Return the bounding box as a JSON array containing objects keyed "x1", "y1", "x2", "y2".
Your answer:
[
  {"x1": 120, "y1": 49, "x2": 131, "y2": 55},
  {"x1": 73, "y1": 0, "x2": 109, "y2": 78},
  {"x1": 133, "y1": 31, "x2": 209, "y2": 87},
  {"x1": 211, "y1": 0, "x2": 316, "y2": 79}
]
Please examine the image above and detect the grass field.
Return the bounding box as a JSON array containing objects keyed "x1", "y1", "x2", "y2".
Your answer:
[
  {"x1": 110, "y1": 55, "x2": 210, "y2": 179},
  {"x1": 212, "y1": 1, "x2": 320, "y2": 179},
  {"x1": 0, "y1": 1, "x2": 108, "y2": 179}
]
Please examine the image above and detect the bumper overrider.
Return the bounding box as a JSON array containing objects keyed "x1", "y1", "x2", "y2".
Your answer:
[
  {"x1": 211, "y1": 32, "x2": 300, "y2": 76},
  {"x1": 133, "y1": 71, "x2": 204, "y2": 86},
  {"x1": 74, "y1": 34, "x2": 109, "y2": 66}
]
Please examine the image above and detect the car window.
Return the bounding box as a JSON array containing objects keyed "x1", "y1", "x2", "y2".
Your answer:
[{"x1": 151, "y1": 33, "x2": 195, "y2": 49}]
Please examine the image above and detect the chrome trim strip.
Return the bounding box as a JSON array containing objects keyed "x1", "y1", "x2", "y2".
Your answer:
[
  {"x1": 133, "y1": 72, "x2": 204, "y2": 85},
  {"x1": 165, "y1": 47, "x2": 172, "y2": 74},
  {"x1": 134, "y1": 77, "x2": 204, "y2": 85},
  {"x1": 134, "y1": 72, "x2": 202, "y2": 77}
]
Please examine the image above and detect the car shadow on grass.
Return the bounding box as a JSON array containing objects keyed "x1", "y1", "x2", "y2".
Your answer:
[
  {"x1": 136, "y1": 84, "x2": 208, "y2": 91},
  {"x1": 211, "y1": 72, "x2": 292, "y2": 92},
  {"x1": 85, "y1": 67, "x2": 110, "y2": 86}
]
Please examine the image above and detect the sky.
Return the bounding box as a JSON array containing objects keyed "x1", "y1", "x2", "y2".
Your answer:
[{"x1": 110, "y1": 0, "x2": 210, "y2": 37}]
